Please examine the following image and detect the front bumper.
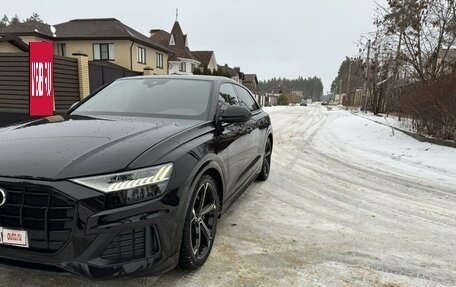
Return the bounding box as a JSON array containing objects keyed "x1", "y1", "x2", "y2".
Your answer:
[{"x1": 0, "y1": 177, "x2": 184, "y2": 278}]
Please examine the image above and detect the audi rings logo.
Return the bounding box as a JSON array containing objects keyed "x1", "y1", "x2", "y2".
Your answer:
[{"x1": 0, "y1": 188, "x2": 7, "y2": 207}]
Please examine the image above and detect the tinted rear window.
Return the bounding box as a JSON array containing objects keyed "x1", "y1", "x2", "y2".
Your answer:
[{"x1": 72, "y1": 78, "x2": 213, "y2": 120}]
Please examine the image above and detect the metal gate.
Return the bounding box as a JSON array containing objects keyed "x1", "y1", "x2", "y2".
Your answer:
[{"x1": 89, "y1": 61, "x2": 142, "y2": 92}]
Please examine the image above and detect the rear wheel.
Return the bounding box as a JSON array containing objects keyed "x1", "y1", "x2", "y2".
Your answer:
[
  {"x1": 179, "y1": 175, "x2": 220, "y2": 269},
  {"x1": 257, "y1": 138, "x2": 272, "y2": 181}
]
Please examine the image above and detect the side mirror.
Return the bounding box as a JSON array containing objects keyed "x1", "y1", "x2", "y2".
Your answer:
[{"x1": 221, "y1": 106, "x2": 252, "y2": 123}]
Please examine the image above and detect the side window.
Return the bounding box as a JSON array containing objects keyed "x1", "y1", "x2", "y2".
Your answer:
[
  {"x1": 234, "y1": 85, "x2": 260, "y2": 111},
  {"x1": 219, "y1": 83, "x2": 240, "y2": 111}
]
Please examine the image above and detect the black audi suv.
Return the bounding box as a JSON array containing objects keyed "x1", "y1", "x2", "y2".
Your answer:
[{"x1": 0, "y1": 76, "x2": 273, "y2": 278}]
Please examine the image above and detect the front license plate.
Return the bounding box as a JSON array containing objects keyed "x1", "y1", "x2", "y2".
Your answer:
[{"x1": 0, "y1": 227, "x2": 29, "y2": 248}]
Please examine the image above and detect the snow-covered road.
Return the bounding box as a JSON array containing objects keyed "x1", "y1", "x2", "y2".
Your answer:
[
  {"x1": 157, "y1": 105, "x2": 456, "y2": 287},
  {"x1": 1, "y1": 105, "x2": 455, "y2": 286}
]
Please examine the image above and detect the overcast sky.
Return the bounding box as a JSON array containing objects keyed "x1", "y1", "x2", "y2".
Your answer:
[{"x1": 4, "y1": 0, "x2": 384, "y2": 93}]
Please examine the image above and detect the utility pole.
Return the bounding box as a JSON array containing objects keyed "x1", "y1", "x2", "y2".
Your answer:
[
  {"x1": 373, "y1": 45, "x2": 380, "y2": 114},
  {"x1": 347, "y1": 59, "x2": 352, "y2": 95},
  {"x1": 363, "y1": 39, "x2": 371, "y2": 111},
  {"x1": 339, "y1": 79, "x2": 342, "y2": 95},
  {"x1": 393, "y1": 0, "x2": 404, "y2": 80},
  {"x1": 343, "y1": 58, "x2": 353, "y2": 106},
  {"x1": 364, "y1": 40, "x2": 371, "y2": 93}
]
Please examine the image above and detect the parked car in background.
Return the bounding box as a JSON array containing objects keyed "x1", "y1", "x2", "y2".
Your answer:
[{"x1": 0, "y1": 76, "x2": 273, "y2": 278}]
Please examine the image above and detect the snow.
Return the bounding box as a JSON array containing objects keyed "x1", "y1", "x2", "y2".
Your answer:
[
  {"x1": 264, "y1": 105, "x2": 456, "y2": 186},
  {"x1": 259, "y1": 104, "x2": 456, "y2": 286},
  {"x1": 322, "y1": 109, "x2": 456, "y2": 186},
  {"x1": 352, "y1": 110, "x2": 417, "y2": 134}
]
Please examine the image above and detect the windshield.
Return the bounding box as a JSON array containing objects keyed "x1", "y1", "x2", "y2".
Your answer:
[{"x1": 72, "y1": 78, "x2": 213, "y2": 120}]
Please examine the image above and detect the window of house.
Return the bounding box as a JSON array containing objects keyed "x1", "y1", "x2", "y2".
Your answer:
[
  {"x1": 179, "y1": 62, "x2": 186, "y2": 72},
  {"x1": 137, "y1": 46, "x2": 146, "y2": 64},
  {"x1": 93, "y1": 43, "x2": 115, "y2": 60},
  {"x1": 57, "y1": 43, "x2": 66, "y2": 57},
  {"x1": 234, "y1": 85, "x2": 260, "y2": 111},
  {"x1": 156, "y1": 53, "x2": 163, "y2": 68},
  {"x1": 169, "y1": 35, "x2": 175, "y2": 46},
  {"x1": 191, "y1": 63, "x2": 196, "y2": 72}
]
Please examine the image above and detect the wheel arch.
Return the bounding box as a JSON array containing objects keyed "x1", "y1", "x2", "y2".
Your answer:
[
  {"x1": 203, "y1": 168, "x2": 224, "y2": 215},
  {"x1": 173, "y1": 156, "x2": 226, "y2": 257},
  {"x1": 188, "y1": 159, "x2": 225, "y2": 213},
  {"x1": 178, "y1": 155, "x2": 226, "y2": 228},
  {"x1": 268, "y1": 132, "x2": 273, "y2": 149}
]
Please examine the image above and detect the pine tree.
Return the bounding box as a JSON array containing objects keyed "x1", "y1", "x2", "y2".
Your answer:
[
  {"x1": 9, "y1": 15, "x2": 20, "y2": 25},
  {"x1": 26, "y1": 12, "x2": 43, "y2": 23},
  {"x1": 0, "y1": 15, "x2": 9, "y2": 28},
  {"x1": 0, "y1": 13, "x2": 46, "y2": 28}
]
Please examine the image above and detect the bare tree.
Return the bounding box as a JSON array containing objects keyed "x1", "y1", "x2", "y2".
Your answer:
[
  {"x1": 382, "y1": 0, "x2": 456, "y2": 80},
  {"x1": 358, "y1": 22, "x2": 397, "y2": 114}
]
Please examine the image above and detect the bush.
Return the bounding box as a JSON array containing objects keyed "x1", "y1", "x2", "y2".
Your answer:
[
  {"x1": 390, "y1": 74, "x2": 456, "y2": 141},
  {"x1": 277, "y1": 94, "x2": 289, "y2": 106}
]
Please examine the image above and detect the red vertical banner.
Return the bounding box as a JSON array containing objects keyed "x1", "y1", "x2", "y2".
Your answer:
[{"x1": 29, "y1": 42, "x2": 54, "y2": 116}]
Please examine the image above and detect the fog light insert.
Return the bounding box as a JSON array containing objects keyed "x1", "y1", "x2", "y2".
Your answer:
[
  {"x1": 101, "y1": 228, "x2": 146, "y2": 262},
  {"x1": 101, "y1": 226, "x2": 160, "y2": 263}
]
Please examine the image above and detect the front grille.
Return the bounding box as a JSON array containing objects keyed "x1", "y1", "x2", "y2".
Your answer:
[
  {"x1": 0, "y1": 183, "x2": 75, "y2": 252},
  {"x1": 101, "y1": 226, "x2": 160, "y2": 263}
]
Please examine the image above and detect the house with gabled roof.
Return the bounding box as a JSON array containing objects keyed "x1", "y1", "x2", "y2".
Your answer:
[
  {"x1": 150, "y1": 20, "x2": 203, "y2": 75},
  {"x1": 0, "y1": 20, "x2": 54, "y2": 44},
  {"x1": 0, "y1": 18, "x2": 171, "y2": 75},
  {"x1": 53, "y1": 18, "x2": 171, "y2": 74},
  {"x1": 192, "y1": 50, "x2": 217, "y2": 72},
  {"x1": 437, "y1": 48, "x2": 456, "y2": 74},
  {"x1": 242, "y1": 74, "x2": 264, "y2": 105},
  {"x1": 243, "y1": 74, "x2": 259, "y2": 94},
  {"x1": 217, "y1": 64, "x2": 244, "y2": 83},
  {"x1": 0, "y1": 34, "x2": 29, "y2": 52}
]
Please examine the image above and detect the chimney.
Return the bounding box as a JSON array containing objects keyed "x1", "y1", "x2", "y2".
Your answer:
[{"x1": 149, "y1": 29, "x2": 161, "y2": 37}]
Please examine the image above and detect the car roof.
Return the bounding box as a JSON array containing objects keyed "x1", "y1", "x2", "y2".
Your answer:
[{"x1": 119, "y1": 74, "x2": 239, "y2": 85}]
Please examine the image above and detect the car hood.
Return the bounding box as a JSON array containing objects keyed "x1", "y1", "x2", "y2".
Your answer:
[{"x1": 0, "y1": 115, "x2": 201, "y2": 180}]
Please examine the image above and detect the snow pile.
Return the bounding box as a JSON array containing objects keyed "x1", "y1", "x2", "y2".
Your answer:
[
  {"x1": 320, "y1": 110, "x2": 456, "y2": 186},
  {"x1": 352, "y1": 111, "x2": 416, "y2": 134}
]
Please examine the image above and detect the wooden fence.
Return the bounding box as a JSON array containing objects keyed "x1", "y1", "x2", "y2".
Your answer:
[{"x1": 0, "y1": 52, "x2": 80, "y2": 113}]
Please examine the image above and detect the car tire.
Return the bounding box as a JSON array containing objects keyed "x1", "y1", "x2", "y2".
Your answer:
[
  {"x1": 179, "y1": 174, "x2": 220, "y2": 270},
  {"x1": 257, "y1": 138, "x2": 272, "y2": 181}
]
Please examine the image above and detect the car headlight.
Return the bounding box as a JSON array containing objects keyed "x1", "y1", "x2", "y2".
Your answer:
[{"x1": 71, "y1": 163, "x2": 173, "y2": 207}]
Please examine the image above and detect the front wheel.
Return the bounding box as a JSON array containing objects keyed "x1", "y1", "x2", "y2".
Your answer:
[
  {"x1": 179, "y1": 175, "x2": 220, "y2": 269},
  {"x1": 257, "y1": 138, "x2": 272, "y2": 181}
]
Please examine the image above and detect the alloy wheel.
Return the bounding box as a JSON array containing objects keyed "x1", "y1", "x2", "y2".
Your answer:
[
  {"x1": 263, "y1": 140, "x2": 272, "y2": 177},
  {"x1": 190, "y1": 182, "x2": 217, "y2": 259}
]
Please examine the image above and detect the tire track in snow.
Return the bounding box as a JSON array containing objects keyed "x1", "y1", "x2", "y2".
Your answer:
[{"x1": 267, "y1": 105, "x2": 456, "y2": 285}]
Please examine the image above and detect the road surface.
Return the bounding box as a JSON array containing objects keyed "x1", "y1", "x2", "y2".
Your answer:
[{"x1": 1, "y1": 105, "x2": 455, "y2": 287}]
